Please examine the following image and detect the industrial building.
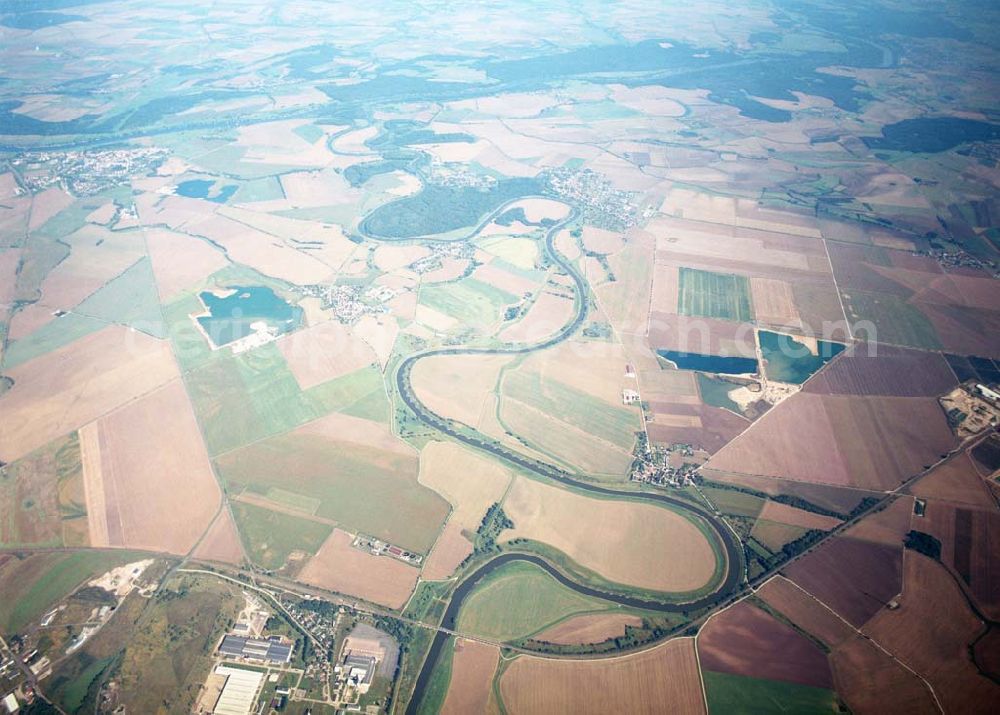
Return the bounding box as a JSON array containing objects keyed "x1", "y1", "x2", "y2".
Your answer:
[
  {"x1": 218, "y1": 634, "x2": 292, "y2": 664},
  {"x1": 212, "y1": 665, "x2": 264, "y2": 715}
]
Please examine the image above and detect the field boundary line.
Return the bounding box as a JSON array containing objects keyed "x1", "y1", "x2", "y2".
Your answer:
[{"x1": 777, "y1": 573, "x2": 944, "y2": 713}]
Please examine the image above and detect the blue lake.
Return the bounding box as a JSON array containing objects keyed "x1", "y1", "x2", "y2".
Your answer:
[
  {"x1": 177, "y1": 179, "x2": 237, "y2": 203},
  {"x1": 197, "y1": 286, "x2": 301, "y2": 347},
  {"x1": 657, "y1": 350, "x2": 758, "y2": 375}
]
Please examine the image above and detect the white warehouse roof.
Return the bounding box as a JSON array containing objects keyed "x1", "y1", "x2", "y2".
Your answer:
[{"x1": 213, "y1": 665, "x2": 264, "y2": 715}]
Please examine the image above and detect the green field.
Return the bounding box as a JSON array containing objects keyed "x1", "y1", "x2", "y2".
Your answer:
[
  {"x1": 1, "y1": 431, "x2": 87, "y2": 548},
  {"x1": 457, "y1": 560, "x2": 616, "y2": 642},
  {"x1": 697, "y1": 373, "x2": 742, "y2": 414},
  {"x1": 231, "y1": 501, "x2": 332, "y2": 570},
  {"x1": 217, "y1": 424, "x2": 448, "y2": 553},
  {"x1": 232, "y1": 175, "x2": 286, "y2": 203},
  {"x1": 700, "y1": 486, "x2": 766, "y2": 518},
  {"x1": 843, "y1": 290, "x2": 942, "y2": 349},
  {"x1": 419, "y1": 277, "x2": 518, "y2": 326},
  {"x1": 758, "y1": 331, "x2": 845, "y2": 384},
  {"x1": 0, "y1": 551, "x2": 141, "y2": 634},
  {"x1": 678, "y1": 267, "x2": 754, "y2": 322},
  {"x1": 2, "y1": 313, "x2": 106, "y2": 369},
  {"x1": 751, "y1": 520, "x2": 811, "y2": 552},
  {"x1": 184, "y1": 345, "x2": 388, "y2": 456},
  {"x1": 703, "y1": 671, "x2": 841, "y2": 714},
  {"x1": 503, "y1": 369, "x2": 640, "y2": 450},
  {"x1": 75, "y1": 257, "x2": 166, "y2": 337}
]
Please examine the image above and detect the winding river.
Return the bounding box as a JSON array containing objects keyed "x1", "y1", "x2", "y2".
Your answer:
[{"x1": 361, "y1": 205, "x2": 746, "y2": 713}]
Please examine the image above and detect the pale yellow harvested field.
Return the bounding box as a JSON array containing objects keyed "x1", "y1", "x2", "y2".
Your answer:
[
  {"x1": 758, "y1": 500, "x2": 842, "y2": 531},
  {"x1": 79, "y1": 423, "x2": 107, "y2": 547},
  {"x1": 0, "y1": 327, "x2": 179, "y2": 462},
  {"x1": 501, "y1": 477, "x2": 717, "y2": 592},
  {"x1": 20, "y1": 224, "x2": 145, "y2": 314},
  {"x1": 28, "y1": 187, "x2": 74, "y2": 231},
  {"x1": 441, "y1": 639, "x2": 501, "y2": 715},
  {"x1": 501, "y1": 398, "x2": 635, "y2": 476},
  {"x1": 582, "y1": 226, "x2": 624, "y2": 254},
  {"x1": 414, "y1": 304, "x2": 458, "y2": 332},
  {"x1": 421, "y1": 522, "x2": 473, "y2": 581},
  {"x1": 184, "y1": 213, "x2": 334, "y2": 284},
  {"x1": 82, "y1": 380, "x2": 221, "y2": 555},
  {"x1": 192, "y1": 509, "x2": 245, "y2": 566},
  {"x1": 297, "y1": 412, "x2": 413, "y2": 456},
  {"x1": 389, "y1": 288, "x2": 417, "y2": 321},
  {"x1": 501, "y1": 637, "x2": 706, "y2": 715},
  {"x1": 0, "y1": 196, "x2": 30, "y2": 244},
  {"x1": 135, "y1": 192, "x2": 213, "y2": 228},
  {"x1": 11, "y1": 94, "x2": 107, "y2": 122},
  {"x1": 419, "y1": 140, "x2": 488, "y2": 163},
  {"x1": 278, "y1": 320, "x2": 378, "y2": 390},
  {"x1": 651, "y1": 218, "x2": 812, "y2": 272},
  {"x1": 598, "y1": 230, "x2": 654, "y2": 334},
  {"x1": 473, "y1": 262, "x2": 538, "y2": 296},
  {"x1": 385, "y1": 171, "x2": 422, "y2": 196},
  {"x1": 553, "y1": 229, "x2": 581, "y2": 261},
  {"x1": 517, "y1": 339, "x2": 633, "y2": 406},
  {"x1": 872, "y1": 233, "x2": 917, "y2": 251},
  {"x1": 412, "y1": 353, "x2": 512, "y2": 428},
  {"x1": 7, "y1": 303, "x2": 56, "y2": 341},
  {"x1": 236, "y1": 119, "x2": 337, "y2": 167},
  {"x1": 536, "y1": 613, "x2": 643, "y2": 645},
  {"x1": 373, "y1": 244, "x2": 431, "y2": 271},
  {"x1": 298, "y1": 529, "x2": 419, "y2": 609},
  {"x1": 419, "y1": 441, "x2": 513, "y2": 529},
  {"x1": 500, "y1": 292, "x2": 574, "y2": 343},
  {"x1": 480, "y1": 220, "x2": 533, "y2": 238},
  {"x1": 508, "y1": 197, "x2": 571, "y2": 223},
  {"x1": 0, "y1": 172, "x2": 19, "y2": 199},
  {"x1": 480, "y1": 237, "x2": 539, "y2": 270},
  {"x1": 146, "y1": 227, "x2": 228, "y2": 299},
  {"x1": 280, "y1": 169, "x2": 358, "y2": 208},
  {"x1": 751, "y1": 277, "x2": 802, "y2": 329},
  {"x1": 331, "y1": 125, "x2": 379, "y2": 154},
  {"x1": 352, "y1": 314, "x2": 399, "y2": 369},
  {"x1": 217, "y1": 205, "x2": 357, "y2": 271},
  {"x1": 422, "y1": 257, "x2": 471, "y2": 283},
  {"x1": 85, "y1": 202, "x2": 117, "y2": 225},
  {"x1": 608, "y1": 84, "x2": 687, "y2": 116},
  {"x1": 651, "y1": 262, "x2": 679, "y2": 314},
  {"x1": 455, "y1": 92, "x2": 561, "y2": 118},
  {"x1": 639, "y1": 367, "x2": 700, "y2": 402}
]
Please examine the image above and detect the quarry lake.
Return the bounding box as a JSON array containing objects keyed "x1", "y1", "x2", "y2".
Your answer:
[{"x1": 196, "y1": 286, "x2": 301, "y2": 347}]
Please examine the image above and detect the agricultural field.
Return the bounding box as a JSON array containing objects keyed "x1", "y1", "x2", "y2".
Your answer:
[
  {"x1": 0, "y1": 432, "x2": 87, "y2": 548},
  {"x1": 231, "y1": 500, "x2": 332, "y2": 573},
  {"x1": 2, "y1": 1, "x2": 1000, "y2": 712},
  {"x1": 456, "y1": 560, "x2": 617, "y2": 641},
  {"x1": 499, "y1": 638, "x2": 705, "y2": 714},
  {"x1": 417, "y1": 441, "x2": 514, "y2": 580},
  {"x1": 80, "y1": 380, "x2": 221, "y2": 554},
  {"x1": 298, "y1": 529, "x2": 420, "y2": 608},
  {"x1": 439, "y1": 639, "x2": 500, "y2": 715},
  {"x1": 217, "y1": 412, "x2": 448, "y2": 553},
  {"x1": 500, "y1": 477, "x2": 718, "y2": 593},
  {"x1": 702, "y1": 671, "x2": 841, "y2": 715},
  {"x1": 705, "y1": 392, "x2": 956, "y2": 491},
  {"x1": 677, "y1": 267, "x2": 754, "y2": 322},
  {"x1": 697, "y1": 600, "x2": 833, "y2": 689}
]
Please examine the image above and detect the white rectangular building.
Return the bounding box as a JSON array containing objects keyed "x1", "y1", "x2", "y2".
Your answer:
[{"x1": 212, "y1": 665, "x2": 264, "y2": 715}]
